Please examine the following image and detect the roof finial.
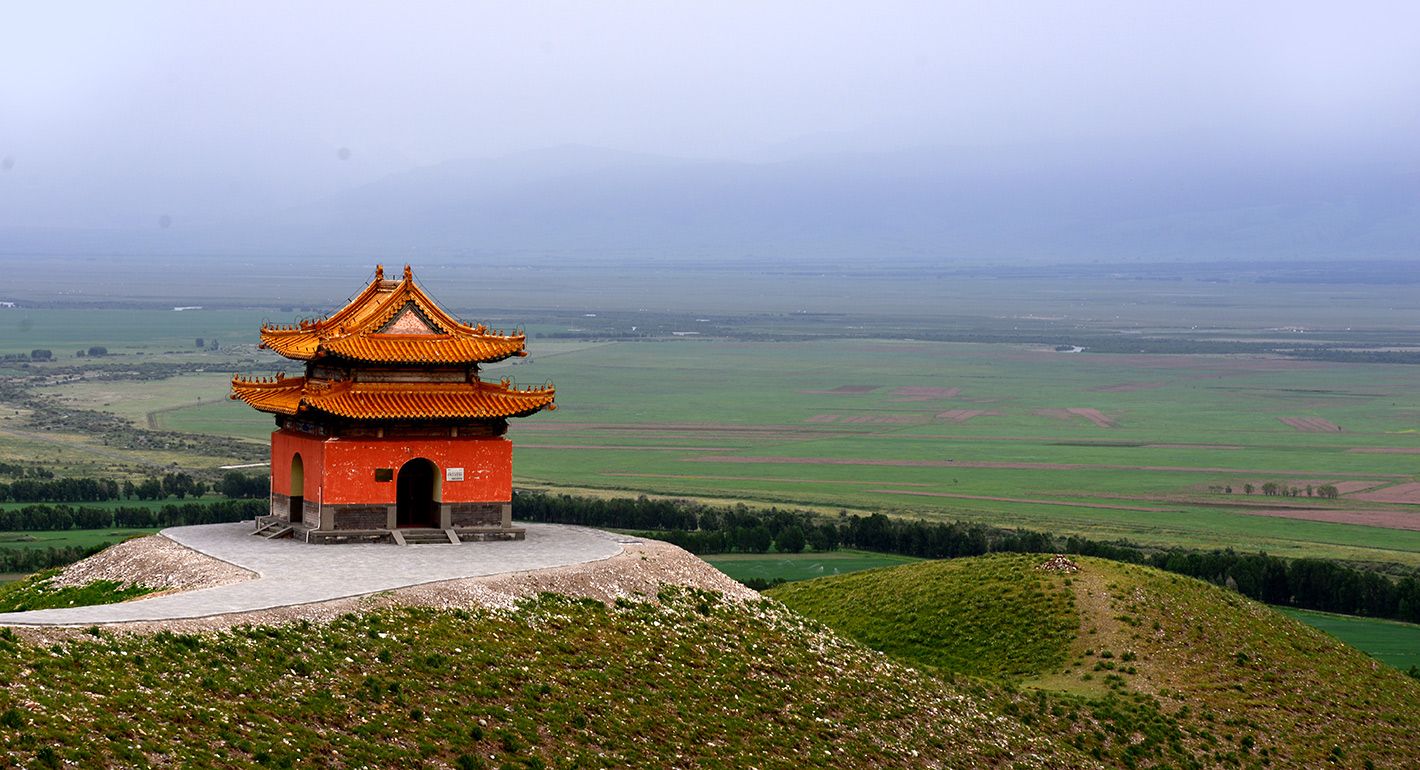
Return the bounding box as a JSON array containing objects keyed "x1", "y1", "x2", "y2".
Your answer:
[
  {"x1": 403, "y1": 264, "x2": 413, "y2": 281},
  {"x1": 375, "y1": 264, "x2": 384, "y2": 281}
]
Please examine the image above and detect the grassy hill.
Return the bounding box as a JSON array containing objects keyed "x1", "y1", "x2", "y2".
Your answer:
[
  {"x1": 3, "y1": 554, "x2": 1416, "y2": 768},
  {"x1": 0, "y1": 589, "x2": 1087, "y2": 770},
  {"x1": 770, "y1": 554, "x2": 1420, "y2": 769}
]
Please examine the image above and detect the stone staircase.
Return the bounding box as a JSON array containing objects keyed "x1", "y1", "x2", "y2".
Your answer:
[
  {"x1": 252, "y1": 521, "x2": 293, "y2": 539},
  {"x1": 393, "y1": 528, "x2": 461, "y2": 545}
]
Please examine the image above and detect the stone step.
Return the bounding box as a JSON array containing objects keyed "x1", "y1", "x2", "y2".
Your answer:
[
  {"x1": 396, "y1": 528, "x2": 456, "y2": 545},
  {"x1": 257, "y1": 525, "x2": 293, "y2": 540}
]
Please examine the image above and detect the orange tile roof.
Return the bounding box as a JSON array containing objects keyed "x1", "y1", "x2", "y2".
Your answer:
[
  {"x1": 230, "y1": 375, "x2": 556, "y2": 421},
  {"x1": 259, "y1": 264, "x2": 527, "y2": 364},
  {"x1": 320, "y1": 334, "x2": 527, "y2": 365}
]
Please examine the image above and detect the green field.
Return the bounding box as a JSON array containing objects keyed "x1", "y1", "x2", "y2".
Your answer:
[
  {"x1": 503, "y1": 340, "x2": 1420, "y2": 566},
  {"x1": 1278, "y1": 607, "x2": 1420, "y2": 671},
  {"x1": 6, "y1": 273, "x2": 1420, "y2": 570},
  {"x1": 16, "y1": 333, "x2": 1420, "y2": 567},
  {"x1": 0, "y1": 528, "x2": 161, "y2": 550},
  {"x1": 703, "y1": 549, "x2": 920, "y2": 582}
]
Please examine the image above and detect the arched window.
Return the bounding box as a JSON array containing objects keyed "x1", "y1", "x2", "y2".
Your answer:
[{"x1": 289, "y1": 453, "x2": 305, "y2": 525}]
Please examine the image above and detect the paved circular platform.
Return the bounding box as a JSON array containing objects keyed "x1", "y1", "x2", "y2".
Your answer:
[{"x1": 0, "y1": 522, "x2": 626, "y2": 626}]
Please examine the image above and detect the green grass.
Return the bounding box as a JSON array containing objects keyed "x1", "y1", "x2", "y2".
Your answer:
[
  {"x1": 703, "y1": 549, "x2": 921, "y2": 583},
  {"x1": 771, "y1": 554, "x2": 1420, "y2": 769},
  {"x1": 1277, "y1": 607, "x2": 1420, "y2": 671},
  {"x1": 0, "y1": 591, "x2": 1080, "y2": 769},
  {"x1": 769, "y1": 554, "x2": 1077, "y2": 679},
  {"x1": 0, "y1": 569, "x2": 152, "y2": 612},
  {"x1": 0, "y1": 528, "x2": 162, "y2": 550}
]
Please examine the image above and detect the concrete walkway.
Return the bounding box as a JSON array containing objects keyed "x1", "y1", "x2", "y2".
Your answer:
[{"x1": 0, "y1": 522, "x2": 627, "y2": 626}]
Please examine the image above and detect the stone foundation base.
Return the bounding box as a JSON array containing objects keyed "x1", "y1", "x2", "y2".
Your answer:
[{"x1": 253, "y1": 516, "x2": 525, "y2": 545}]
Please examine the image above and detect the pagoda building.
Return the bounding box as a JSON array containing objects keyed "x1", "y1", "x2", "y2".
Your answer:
[{"x1": 230, "y1": 264, "x2": 555, "y2": 544}]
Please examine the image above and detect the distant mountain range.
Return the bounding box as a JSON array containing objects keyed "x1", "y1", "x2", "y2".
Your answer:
[{"x1": 5, "y1": 143, "x2": 1417, "y2": 262}]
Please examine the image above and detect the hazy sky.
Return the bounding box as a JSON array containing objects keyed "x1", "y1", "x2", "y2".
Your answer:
[{"x1": 3, "y1": 1, "x2": 1418, "y2": 229}]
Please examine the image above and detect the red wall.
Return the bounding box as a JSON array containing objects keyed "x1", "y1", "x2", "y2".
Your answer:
[
  {"x1": 271, "y1": 430, "x2": 326, "y2": 501},
  {"x1": 270, "y1": 429, "x2": 512, "y2": 505}
]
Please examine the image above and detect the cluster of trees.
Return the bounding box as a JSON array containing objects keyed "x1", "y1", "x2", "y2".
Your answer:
[
  {"x1": 0, "y1": 478, "x2": 121, "y2": 503},
  {"x1": 1210, "y1": 482, "x2": 1340, "y2": 498},
  {"x1": 515, "y1": 492, "x2": 1420, "y2": 624},
  {"x1": 0, "y1": 472, "x2": 273, "y2": 504},
  {"x1": 0, "y1": 473, "x2": 213, "y2": 503},
  {"x1": 219, "y1": 471, "x2": 269, "y2": 499},
  {"x1": 1257, "y1": 482, "x2": 1339, "y2": 499},
  {"x1": 0, "y1": 499, "x2": 265, "y2": 532}
]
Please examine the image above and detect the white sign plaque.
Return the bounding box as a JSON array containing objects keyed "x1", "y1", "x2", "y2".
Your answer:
[{"x1": 445, "y1": 467, "x2": 465, "y2": 482}]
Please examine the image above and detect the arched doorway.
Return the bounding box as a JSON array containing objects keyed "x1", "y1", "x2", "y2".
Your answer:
[
  {"x1": 289, "y1": 453, "x2": 304, "y2": 525},
  {"x1": 396, "y1": 458, "x2": 440, "y2": 528}
]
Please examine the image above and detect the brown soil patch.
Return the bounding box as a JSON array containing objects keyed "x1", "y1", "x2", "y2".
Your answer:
[
  {"x1": 1034, "y1": 408, "x2": 1115, "y2": 427},
  {"x1": 890, "y1": 386, "x2": 961, "y2": 402},
  {"x1": 869, "y1": 489, "x2": 1168, "y2": 512},
  {"x1": 798, "y1": 385, "x2": 880, "y2": 394},
  {"x1": 1280, "y1": 416, "x2": 1342, "y2": 432},
  {"x1": 1350, "y1": 482, "x2": 1420, "y2": 505},
  {"x1": 1237, "y1": 508, "x2": 1420, "y2": 531},
  {"x1": 935, "y1": 409, "x2": 1002, "y2": 423},
  {"x1": 1090, "y1": 382, "x2": 1166, "y2": 393},
  {"x1": 1348, "y1": 447, "x2": 1420, "y2": 455}
]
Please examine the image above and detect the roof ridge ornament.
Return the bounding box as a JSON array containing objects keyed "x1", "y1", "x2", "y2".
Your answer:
[
  {"x1": 375, "y1": 264, "x2": 384, "y2": 281},
  {"x1": 403, "y1": 264, "x2": 413, "y2": 281}
]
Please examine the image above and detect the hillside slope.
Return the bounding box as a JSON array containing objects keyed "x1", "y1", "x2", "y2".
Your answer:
[
  {"x1": 770, "y1": 555, "x2": 1420, "y2": 769},
  {"x1": 0, "y1": 589, "x2": 1093, "y2": 769}
]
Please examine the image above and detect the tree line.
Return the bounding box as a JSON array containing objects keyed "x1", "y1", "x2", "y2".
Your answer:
[
  {"x1": 514, "y1": 491, "x2": 1420, "y2": 624},
  {"x1": 0, "y1": 471, "x2": 268, "y2": 504},
  {"x1": 0, "y1": 499, "x2": 266, "y2": 532}
]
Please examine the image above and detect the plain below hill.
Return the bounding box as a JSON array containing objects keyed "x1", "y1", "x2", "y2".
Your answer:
[{"x1": 770, "y1": 554, "x2": 1420, "y2": 770}]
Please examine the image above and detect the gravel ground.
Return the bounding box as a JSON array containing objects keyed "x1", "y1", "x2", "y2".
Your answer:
[
  {"x1": 21, "y1": 539, "x2": 757, "y2": 641},
  {"x1": 52, "y1": 535, "x2": 256, "y2": 594}
]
